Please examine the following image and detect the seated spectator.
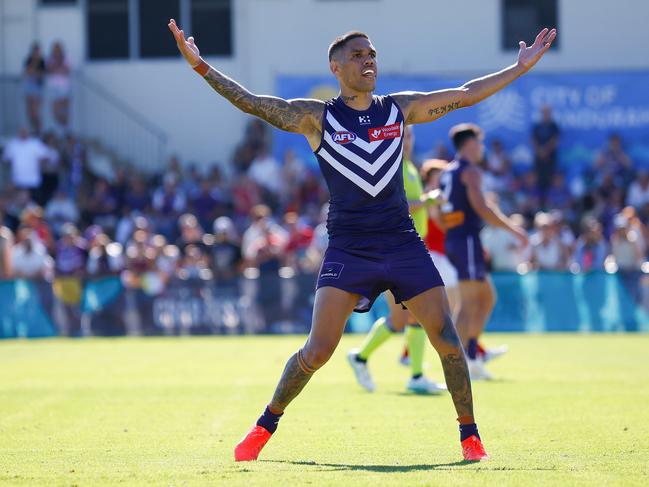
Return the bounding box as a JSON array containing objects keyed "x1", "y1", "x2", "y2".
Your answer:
[
  {"x1": 177, "y1": 244, "x2": 212, "y2": 280},
  {"x1": 211, "y1": 216, "x2": 242, "y2": 280},
  {"x1": 176, "y1": 213, "x2": 205, "y2": 250},
  {"x1": 593, "y1": 133, "x2": 633, "y2": 185},
  {"x1": 241, "y1": 205, "x2": 287, "y2": 272},
  {"x1": 514, "y1": 172, "x2": 542, "y2": 219},
  {"x1": 546, "y1": 173, "x2": 572, "y2": 212},
  {"x1": 37, "y1": 132, "x2": 61, "y2": 205},
  {"x1": 574, "y1": 218, "x2": 608, "y2": 271},
  {"x1": 123, "y1": 178, "x2": 151, "y2": 213},
  {"x1": 530, "y1": 212, "x2": 565, "y2": 270},
  {"x1": 231, "y1": 174, "x2": 263, "y2": 222},
  {"x1": 248, "y1": 144, "x2": 282, "y2": 197},
  {"x1": 21, "y1": 205, "x2": 54, "y2": 250},
  {"x1": 83, "y1": 179, "x2": 118, "y2": 231},
  {"x1": 190, "y1": 179, "x2": 224, "y2": 231},
  {"x1": 283, "y1": 211, "x2": 314, "y2": 270},
  {"x1": 152, "y1": 173, "x2": 186, "y2": 239},
  {"x1": 157, "y1": 244, "x2": 181, "y2": 281},
  {"x1": 611, "y1": 214, "x2": 644, "y2": 271},
  {"x1": 626, "y1": 170, "x2": 649, "y2": 210},
  {"x1": 486, "y1": 139, "x2": 511, "y2": 176},
  {"x1": 45, "y1": 189, "x2": 79, "y2": 237},
  {"x1": 87, "y1": 233, "x2": 124, "y2": 277},
  {"x1": 11, "y1": 227, "x2": 52, "y2": 279}
]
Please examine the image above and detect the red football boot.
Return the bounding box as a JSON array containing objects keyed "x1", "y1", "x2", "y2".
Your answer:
[
  {"x1": 234, "y1": 425, "x2": 272, "y2": 462},
  {"x1": 461, "y1": 435, "x2": 489, "y2": 461}
]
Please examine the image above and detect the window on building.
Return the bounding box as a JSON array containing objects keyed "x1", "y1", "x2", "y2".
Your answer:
[
  {"x1": 502, "y1": 0, "x2": 559, "y2": 50},
  {"x1": 139, "y1": 0, "x2": 180, "y2": 58},
  {"x1": 191, "y1": 0, "x2": 232, "y2": 56},
  {"x1": 87, "y1": 0, "x2": 129, "y2": 60}
]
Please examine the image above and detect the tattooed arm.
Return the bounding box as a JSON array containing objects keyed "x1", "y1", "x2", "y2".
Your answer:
[
  {"x1": 168, "y1": 19, "x2": 323, "y2": 147},
  {"x1": 201, "y1": 67, "x2": 324, "y2": 134},
  {"x1": 392, "y1": 27, "x2": 556, "y2": 125}
]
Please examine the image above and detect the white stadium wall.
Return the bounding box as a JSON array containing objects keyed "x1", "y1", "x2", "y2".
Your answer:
[{"x1": 1, "y1": 0, "x2": 648, "y2": 168}]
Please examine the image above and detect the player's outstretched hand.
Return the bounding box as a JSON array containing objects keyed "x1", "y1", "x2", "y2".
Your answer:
[
  {"x1": 168, "y1": 18, "x2": 201, "y2": 67},
  {"x1": 517, "y1": 27, "x2": 557, "y2": 72}
]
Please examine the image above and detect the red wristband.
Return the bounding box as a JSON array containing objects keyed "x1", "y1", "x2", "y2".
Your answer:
[{"x1": 192, "y1": 58, "x2": 210, "y2": 77}]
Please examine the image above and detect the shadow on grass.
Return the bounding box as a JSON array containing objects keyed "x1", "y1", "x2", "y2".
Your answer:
[
  {"x1": 259, "y1": 459, "x2": 559, "y2": 473},
  {"x1": 260, "y1": 459, "x2": 476, "y2": 472}
]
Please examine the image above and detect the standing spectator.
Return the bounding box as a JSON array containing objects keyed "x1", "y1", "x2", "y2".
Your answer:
[
  {"x1": 626, "y1": 171, "x2": 649, "y2": 210},
  {"x1": 44, "y1": 189, "x2": 79, "y2": 236},
  {"x1": 529, "y1": 212, "x2": 565, "y2": 270},
  {"x1": 11, "y1": 227, "x2": 52, "y2": 279},
  {"x1": 0, "y1": 226, "x2": 14, "y2": 279},
  {"x1": 531, "y1": 105, "x2": 560, "y2": 199},
  {"x1": 211, "y1": 216, "x2": 242, "y2": 280},
  {"x1": 574, "y1": 218, "x2": 608, "y2": 271},
  {"x1": 46, "y1": 41, "x2": 72, "y2": 131},
  {"x1": 23, "y1": 43, "x2": 46, "y2": 134},
  {"x1": 2, "y1": 128, "x2": 47, "y2": 193}
]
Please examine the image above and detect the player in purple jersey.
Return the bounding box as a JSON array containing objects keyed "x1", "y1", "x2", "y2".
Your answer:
[
  {"x1": 440, "y1": 124, "x2": 529, "y2": 380},
  {"x1": 168, "y1": 19, "x2": 555, "y2": 462}
]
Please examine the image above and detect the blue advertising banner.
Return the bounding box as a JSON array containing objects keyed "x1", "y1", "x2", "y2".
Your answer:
[
  {"x1": 274, "y1": 71, "x2": 649, "y2": 176},
  {"x1": 1, "y1": 272, "x2": 648, "y2": 338}
]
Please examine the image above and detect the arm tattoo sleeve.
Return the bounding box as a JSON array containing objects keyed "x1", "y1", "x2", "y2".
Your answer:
[{"x1": 203, "y1": 68, "x2": 322, "y2": 133}]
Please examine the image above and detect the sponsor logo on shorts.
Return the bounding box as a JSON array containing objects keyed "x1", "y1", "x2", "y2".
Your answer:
[
  {"x1": 368, "y1": 122, "x2": 401, "y2": 142},
  {"x1": 319, "y1": 262, "x2": 344, "y2": 279},
  {"x1": 332, "y1": 131, "x2": 357, "y2": 144}
]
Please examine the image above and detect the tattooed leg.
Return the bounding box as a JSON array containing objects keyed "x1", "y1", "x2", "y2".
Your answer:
[
  {"x1": 438, "y1": 316, "x2": 474, "y2": 421},
  {"x1": 268, "y1": 350, "x2": 316, "y2": 413},
  {"x1": 404, "y1": 287, "x2": 475, "y2": 422}
]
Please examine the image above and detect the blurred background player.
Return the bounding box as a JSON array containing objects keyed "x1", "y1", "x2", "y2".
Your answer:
[
  {"x1": 347, "y1": 126, "x2": 446, "y2": 395},
  {"x1": 440, "y1": 124, "x2": 528, "y2": 380}
]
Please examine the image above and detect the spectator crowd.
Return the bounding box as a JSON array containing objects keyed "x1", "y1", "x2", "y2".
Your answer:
[{"x1": 1, "y1": 43, "x2": 648, "y2": 336}]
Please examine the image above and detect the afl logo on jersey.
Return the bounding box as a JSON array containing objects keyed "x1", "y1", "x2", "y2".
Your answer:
[{"x1": 332, "y1": 131, "x2": 357, "y2": 144}]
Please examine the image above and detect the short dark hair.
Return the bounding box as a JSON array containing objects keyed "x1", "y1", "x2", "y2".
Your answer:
[
  {"x1": 449, "y1": 123, "x2": 483, "y2": 150},
  {"x1": 328, "y1": 31, "x2": 369, "y2": 61}
]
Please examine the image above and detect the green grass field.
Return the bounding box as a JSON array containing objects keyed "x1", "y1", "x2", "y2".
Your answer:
[{"x1": 1, "y1": 334, "x2": 648, "y2": 486}]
